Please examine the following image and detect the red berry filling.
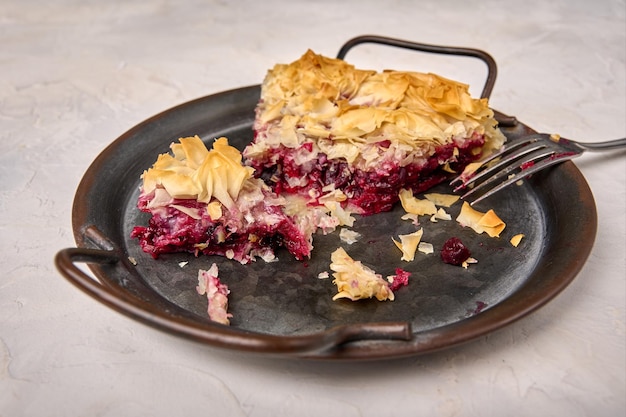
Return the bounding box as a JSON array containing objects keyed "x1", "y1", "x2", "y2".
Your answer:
[
  {"x1": 247, "y1": 134, "x2": 485, "y2": 216},
  {"x1": 131, "y1": 193, "x2": 311, "y2": 263},
  {"x1": 440, "y1": 237, "x2": 471, "y2": 266}
]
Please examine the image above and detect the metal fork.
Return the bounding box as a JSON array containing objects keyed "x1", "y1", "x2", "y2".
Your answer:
[{"x1": 451, "y1": 133, "x2": 626, "y2": 205}]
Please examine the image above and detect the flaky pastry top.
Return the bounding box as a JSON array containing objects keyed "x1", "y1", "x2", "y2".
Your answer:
[
  {"x1": 256, "y1": 50, "x2": 504, "y2": 155},
  {"x1": 141, "y1": 136, "x2": 254, "y2": 210}
]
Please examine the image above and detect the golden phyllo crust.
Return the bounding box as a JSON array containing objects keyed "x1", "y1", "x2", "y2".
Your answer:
[{"x1": 252, "y1": 49, "x2": 503, "y2": 157}]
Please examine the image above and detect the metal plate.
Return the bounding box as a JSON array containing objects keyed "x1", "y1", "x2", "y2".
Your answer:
[{"x1": 60, "y1": 85, "x2": 597, "y2": 360}]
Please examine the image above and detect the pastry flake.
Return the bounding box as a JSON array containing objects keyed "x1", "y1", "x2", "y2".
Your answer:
[
  {"x1": 456, "y1": 202, "x2": 506, "y2": 237},
  {"x1": 392, "y1": 228, "x2": 424, "y2": 262},
  {"x1": 399, "y1": 188, "x2": 438, "y2": 216}
]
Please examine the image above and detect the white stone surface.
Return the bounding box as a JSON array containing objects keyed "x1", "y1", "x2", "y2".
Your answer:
[{"x1": 1, "y1": 0, "x2": 624, "y2": 416}]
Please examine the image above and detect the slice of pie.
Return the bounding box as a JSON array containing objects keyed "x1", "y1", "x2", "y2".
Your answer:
[
  {"x1": 244, "y1": 50, "x2": 506, "y2": 215},
  {"x1": 130, "y1": 136, "x2": 316, "y2": 264}
]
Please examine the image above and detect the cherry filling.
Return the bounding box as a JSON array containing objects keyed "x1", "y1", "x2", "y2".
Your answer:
[
  {"x1": 247, "y1": 135, "x2": 485, "y2": 215},
  {"x1": 440, "y1": 237, "x2": 471, "y2": 266},
  {"x1": 389, "y1": 268, "x2": 411, "y2": 291},
  {"x1": 131, "y1": 195, "x2": 310, "y2": 263}
]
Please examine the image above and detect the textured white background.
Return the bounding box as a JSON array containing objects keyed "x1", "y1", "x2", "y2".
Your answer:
[{"x1": 1, "y1": 1, "x2": 625, "y2": 416}]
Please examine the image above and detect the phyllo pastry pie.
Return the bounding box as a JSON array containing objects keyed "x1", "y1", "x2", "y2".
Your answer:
[
  {"x1": 131, "y1": 136, "x2": 314, "y2": 264},
  {"x1": 244, "y1": 50, "x2": 505, "y2": 215}
]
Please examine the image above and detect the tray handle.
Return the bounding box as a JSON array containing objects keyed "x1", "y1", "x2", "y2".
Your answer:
[
  {"x1": 337, "y1": 34, "x2": 497, "y2": 99},
  {"x1": 54, "y1": 247, "x2": 126, "y2": 300},
  {"x1": 55, "y1": 246, "x2": 413, "y2": 354},
  {"x1": 337, "y1": 35, "x2": 517, "y2": 126}
]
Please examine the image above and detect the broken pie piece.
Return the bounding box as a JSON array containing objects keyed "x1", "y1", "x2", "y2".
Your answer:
[
  {"x1": 131, "y1": 136, "x2": 316, "y2": 264},
  {"x1": 330, "y1": 247, "x2": 394, "y2": 301},
  {"x1": 196, "y1": 264, "x2": 231, "y2": 325}
]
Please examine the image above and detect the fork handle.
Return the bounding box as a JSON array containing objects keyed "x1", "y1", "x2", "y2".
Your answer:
[{"x1": 575, "y1": 137, "x2": 626, "y2": 151}]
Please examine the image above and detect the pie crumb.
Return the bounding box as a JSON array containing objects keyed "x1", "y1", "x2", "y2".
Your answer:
[{"x1": 510, "y1": 234, "x2": 525, "y2": 247}]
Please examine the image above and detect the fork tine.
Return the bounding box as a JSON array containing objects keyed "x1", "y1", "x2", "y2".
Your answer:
[
  {"x1": 459, "y1": 146, "x2": 553, "y2": 197},
  {"x1": 449, "y1": 144, "x2": 522, "y2": 186},
  {"x1": 453, "y1": 141, "x2": 547, "y2": 193},
  {"x1": 456, "y1": 145, "x2": 543, "y2": 190},
  {"x1": 450, "y1": 132, "x2": 625, "y2": 205},
  {"x1": 463, "y1": 150, "x2": 580, "y2": 205},
  {"x1": 450, "y1": 135, "x2": 544, "y2": 187}
]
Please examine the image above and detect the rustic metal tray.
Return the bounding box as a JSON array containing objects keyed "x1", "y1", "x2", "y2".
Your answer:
[{"x1": 55, "y1": 36, "x2": 596, "y2": 360}]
